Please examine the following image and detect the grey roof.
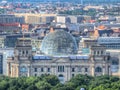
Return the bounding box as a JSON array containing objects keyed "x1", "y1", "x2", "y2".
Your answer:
[
  {"x1": 69, "y1": 55, "x2": 89, "y2": 60},
  {"x1": 98, "y1": 37, "x2": 120, "y2": 44},
  {"x1": 32, "y1": 55, "x2": 52, "y2": 60}
]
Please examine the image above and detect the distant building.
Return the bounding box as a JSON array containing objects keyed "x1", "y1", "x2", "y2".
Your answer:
[
  {"x1": 0, "y1": 48, "x2": 14, "y2": 75},
  {"x1": 106, "y1": 50, "x2": 120, "y2": 76},
  {"x1": 56, "y1": 15, "x2": 91, "y2": 24},
  {"x1": 14, "y1": 13, "x2": 56, "y2": 24},
  {"x1": 94, "y1": 29, "x2": 113, "y2": 37},
  {"x1": 0, "y1": 23, "x2": 21, "y2": 33},
  {"x1": 0, "y1": 37, "x2": 4, "y2": 48},
  {"x1": 0, "y1": 15, "x2": 24, "y2": 33},
  {"x1": 56, "y1": 15, "x2": 66, "y2": 23},
  {"x1": 67, "y1": 23, "x2": 94, "y2": 33},
  {"x1": 79, "y1": 38, "x2": 97, "y2": 48},
  {"x1": 98, "y1": 37, "x2": 120, "y2": 49},
  {"x1": 0, "y1": 14, "x2": 24, "y2": 24},
  {"x1": 68, "y1": 16, "x2": 84, "y2": 24},
  {"x1": 4, "y1": 34, "x2": 30, "y2": 48},
  {"x1": 7, "y1": 30, "x2": 111, "y2": 82}
]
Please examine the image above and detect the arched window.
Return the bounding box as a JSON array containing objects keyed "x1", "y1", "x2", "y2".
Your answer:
[
  {"x1": 59, "y1": 74, "x2": 64, "y2": 77},
  {"x1": 26, "y1": 50, "x2": 28, "y2": 55},
  {"x1": 112, "y1": 58, "x2": 119, "y2": 65},
  {"x1": 20, "y1": 66, "x2": 27, "y2": 73},
  {"x1": 58, "y1": 74, "x2": 64, "y2": 83},
  {"x1": 95, "y1": 67, "x2": 102, "y2": 72},
  {"x1": 112, "y1": 60, "x2": 118, "y2": 65},
  {"x1": 22, "y1": 50, "x2": 24, "y2": 54}
]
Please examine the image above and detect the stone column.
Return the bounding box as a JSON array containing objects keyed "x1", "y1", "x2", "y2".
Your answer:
[
  {"x1": 52, "y1": 66, "x2": 56, "y2": 75},
  {"x1": 102, "y1": 66, "x2": 105, "y2": 75},
  {"x1": 66, "y1": 65, "x2": 70, "y2": 81},
  {"x1": 109, "y1": 65, "x2": 112, "y2": 75},
  {"x1": 27, "y1": 66, "x2": 30, "y2": 77},
  {"x1": 11, "y1": 65, "x2": 13, "y2": 77},
  {"x1": 16, "y1": 64, "x2": 19, "y2": 77},
  {"x1": 7, "y1": 62, "x2": 10, "y2": 76},
  {"x1": 91, "y1": 65, "x2": 95, "y2": 76}
]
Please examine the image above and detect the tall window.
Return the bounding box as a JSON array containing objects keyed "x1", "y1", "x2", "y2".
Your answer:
[
  {"x1": 97, "y1": 51, "x2": 99, "y2": 55},
  {"x1": 47, "y1": 68, "x2": 50, "y2": 72},
  {"x1": 22, "y1": 50, "x2": 25, "y2": 54},
  {"x1": 85, "y1": 68, "x2": 88, "y2": 72},
  {"x1": 72, "y1": 68, "x2": 75, "y2": 72},
  {"x1": 41, "y1": 68, "x2": 44, "y2": 72},
  {"x1": 34, "y1": 68, "x2": 37, "y2": 72},
  {"x1": 26, "y1": 50, "x2": 28, "y2": 55},
  {"x1": 58, "y1": 66, "x2": 64, "y2": 72},
  {"x1": 101, "y1": 51, "x2": 103, "y2": 55}
]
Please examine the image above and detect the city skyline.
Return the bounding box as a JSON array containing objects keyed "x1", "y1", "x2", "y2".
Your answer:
[
  {"x1": 1, "y1": 0, "x2": 120, "y2": 3},
  {"x1": 0, "y1": 0, "x2": 119, "y2": 90}
]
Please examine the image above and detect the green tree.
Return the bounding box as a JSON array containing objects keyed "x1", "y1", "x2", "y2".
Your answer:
[
  {"x1": 70, "y1": 74, "x2": 93, "y2": 88},
  {"x1": 0, "y1": 80, "x2": 9, "y2": 90},
  {"x1": 44, "y1": 75, "x2": 60, "y2": 86},
  {"x1": 35, "y1": 81, "x2": 52, "y2": 90}
]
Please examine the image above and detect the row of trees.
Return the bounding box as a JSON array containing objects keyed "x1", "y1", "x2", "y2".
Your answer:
[
  {"x1": 0, "y1": 74, "x2": 120, "y2": 90},
  {"x1": 59, "y1": 9, "x2": 97, "y2": 16}
]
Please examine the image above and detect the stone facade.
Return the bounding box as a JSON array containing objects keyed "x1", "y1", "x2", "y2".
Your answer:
[{"x1": 7, "y1": 37, "x2": 111, "y2": 82}]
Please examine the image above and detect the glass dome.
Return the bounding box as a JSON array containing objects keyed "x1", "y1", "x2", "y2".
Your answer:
[{"x1": 40, "y1": 30, "x2": 78, "y2": 56}]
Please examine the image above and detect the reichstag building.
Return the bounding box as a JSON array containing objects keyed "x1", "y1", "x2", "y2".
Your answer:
[{"x1": 7, "y1": 30, "x2": 112, "y2": 83}]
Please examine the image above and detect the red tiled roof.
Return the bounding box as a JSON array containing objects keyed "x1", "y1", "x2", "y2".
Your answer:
[{"x1": 0, "y1": 23, "x2": 20, "y2": 26}]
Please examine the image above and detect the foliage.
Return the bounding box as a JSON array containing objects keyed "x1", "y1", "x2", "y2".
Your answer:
[
  {"x1": 59, "y1": 8, "x2": 97, "y2": 16},
  {"x1": 0, "y1": 74, "x2": 120, "y2": 90}
]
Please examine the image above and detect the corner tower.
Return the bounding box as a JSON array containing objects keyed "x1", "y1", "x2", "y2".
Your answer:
[
  {"x1": 7, "y1": 38, "x2": 32, "y2": 77},
  {"x1": 90, "y1": 45, "x2": 111, "y2": 76}
]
